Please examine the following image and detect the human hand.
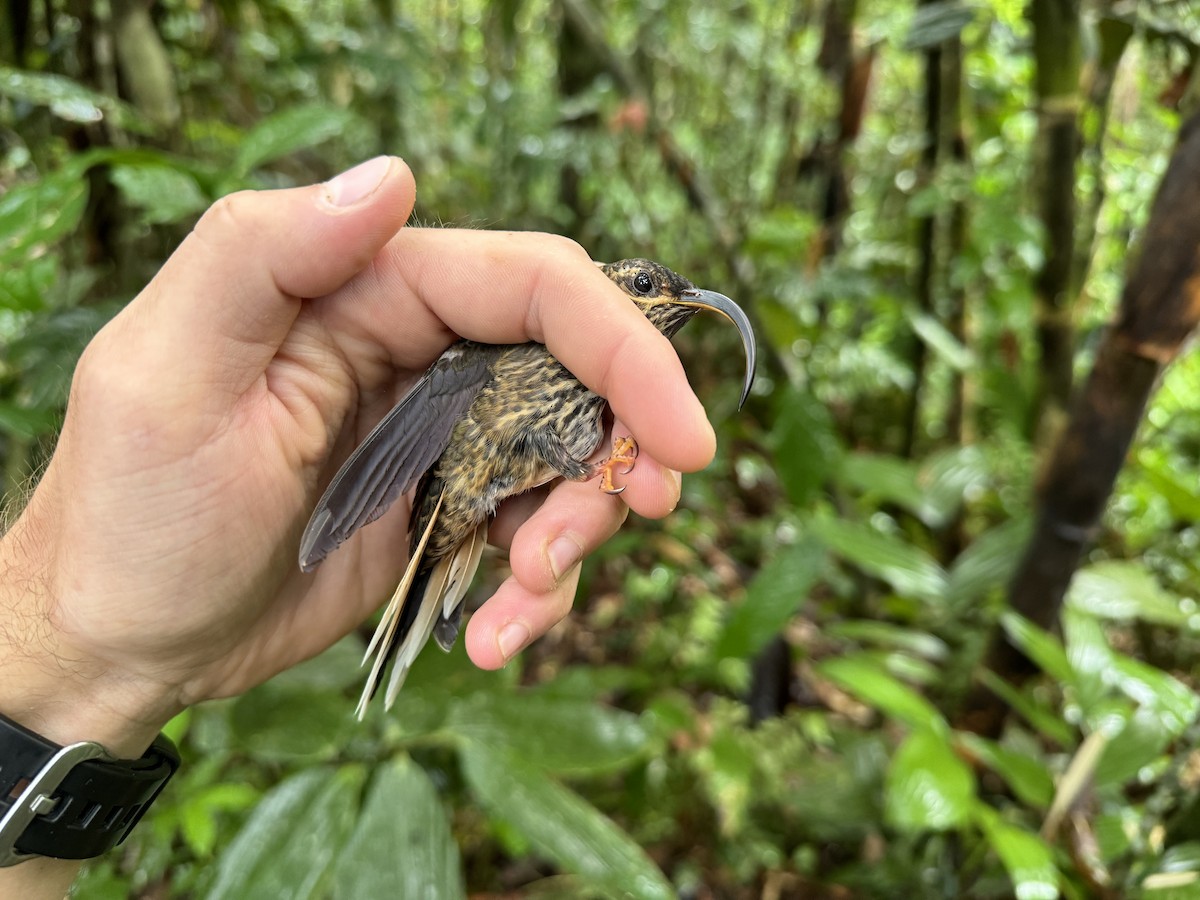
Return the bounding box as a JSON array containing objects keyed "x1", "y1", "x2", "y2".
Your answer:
[{"x1": 0, "y1": 157, "x2": 716, "y2": 757}]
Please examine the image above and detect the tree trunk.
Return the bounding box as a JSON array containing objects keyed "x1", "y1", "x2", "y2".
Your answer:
[
  {"x1": 964, "y1": 106, "x2": 1200, "y2": 736},
  {"x1": 1028, "y1": 0, "x2": 1083, "y2": 442}
]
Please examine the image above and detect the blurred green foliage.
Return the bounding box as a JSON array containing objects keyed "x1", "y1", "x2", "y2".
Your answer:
[{"x1": 5, "y1": 0, "x2": 1200, "y2": 897}]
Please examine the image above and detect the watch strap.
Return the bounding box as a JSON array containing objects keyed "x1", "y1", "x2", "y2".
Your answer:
[{"x1": 0, "y1": 713, "x2": 179, "y2": 865}]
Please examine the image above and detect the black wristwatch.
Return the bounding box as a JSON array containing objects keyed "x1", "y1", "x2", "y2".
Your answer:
[{"x1": 0, "y1": 713, "x2": 179, "y2": 867}]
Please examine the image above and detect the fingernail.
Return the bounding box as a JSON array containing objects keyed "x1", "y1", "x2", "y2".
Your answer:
[
  {"x1": 498, "y1": 621, "x2": 531, "y2": 662},
  {"x1": 322, "y1": 156, "x2": 391, "y2": 208},
  {"x1": 548, "y1": 535, "x2": 582, "y2": 584},
  {"x1": 666, "y1": 468, "x2": 682, "y2": 512}
]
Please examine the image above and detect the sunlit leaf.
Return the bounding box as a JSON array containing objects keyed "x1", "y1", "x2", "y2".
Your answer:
[
  {"x1": 885, "y1": 728, "x2": 975, "y2": 832},
  {"x1": 715, "y1": 537, "x2": 826, "y2": 659},
  {"x1": 204, "y1": 766, "x2": 364, "y2": 900},
  {"x1": 1066, "y1": 561, "x2": 1191, "y2": 628},
  {"x1": 460, "y1": 744, "x2": 673, "y2": 900},
  {"x1": 817, "y1": 518, "x2": 948, "y2": 601},
  {"x1": 825, "y1": 620, "x2": 949, "y2": 660},
  {"x1": 0, "y1": 171, "x2": 89, "y2": 266},
  {"x1": 332, "y1": 758, "x2": 464, "y2": 900},
  {"x1": 975, "y1": 805, "x2": 1060, "y2": 900},
  {"x1": 908, "y1": 309, "x2": 975, "y2": 371},
  {"x1": 0, "y1": 65, "x2": 148, "y2": 130}
]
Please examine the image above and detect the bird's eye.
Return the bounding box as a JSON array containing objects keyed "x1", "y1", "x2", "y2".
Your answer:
[{"x1": 633, "y1": 272, "x2": 654, "y2": 294}]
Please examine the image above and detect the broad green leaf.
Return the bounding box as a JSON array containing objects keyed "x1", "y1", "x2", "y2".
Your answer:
[
  {"x1": 1066, "y1": 561, "x2": 1190, "y2": 628},
  {"x1": 956, "y1": 733, "x2": 1054, "y2": 809},
  {"x1": 1095, "y1": 708, "x2": 1172, "y2": 787},
  {"x1": 976, "y1": 671, "x2": 1075, "y2": 747},
  {"x1": 204, "y1": 765, "x2": 364, "y2": 900},
  {"x1": 110, "y1": 162, "x2": 209, "y2": 225},
  {"x1": 460, "y1": 745, "x2": 673, "y2": 900},
  {"x1": 0, "y1": 253, "x2": 56, "y2": 311},
  {"x1": 838, "y1": 453, "x2": 925, "y2": 515},
  {"x1": 332, "y1": 758, "x2": 464, "y2": 900},
  {"x1": 1139, "y1": 462, "x2": 1200, "y2": 522},
  {"x1": 1108, "y1": 654, "x2": 1199, "y2": 733},
  {"x1": 0, "y1": 65, "x2": 148, "y2": 130},
  {"x1": 771, "y1": 387, "x2": 840, "y2": 507},
  {"x1": 975, "y1": 805, "x2": 1060, "y2": 900},
  {"x1": 715, "y1": 538, "x2": 826, "y2": 659},
  {"x1": 1062, "y1": 608, "x2": 1114, "y2": 721},
  {"x1": 233, "y1": 105, "x2": 359, "y2": 177},
  {"x1": 229, "y1": 682, "x2": 353, "y2": 762},
  {"x1": 0, "y1": 171, "x2": 89, "y2": 266},
  {"x1": 885, "y1": 728, "x2": 974, "y2": 832},
  {"x1": 817, "y1": 518, "x2": 948, "y2": 601},
  {"x1": 999, "y1": 613, "x2": 1074, "y2": 684},
  {"x1": 818, "y1": 655, "x2": 947, "y2": 732},
  {"x1": 445, "y1": 692, "x2": 649, "y2": 774},
  {"x1": 946, "y1": 518, "x2": 1031, "y2": 609}
]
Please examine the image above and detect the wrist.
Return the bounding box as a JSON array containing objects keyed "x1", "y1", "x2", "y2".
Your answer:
[{"x1": 0, "y1": 504, "x2": 177, "y2": 760}]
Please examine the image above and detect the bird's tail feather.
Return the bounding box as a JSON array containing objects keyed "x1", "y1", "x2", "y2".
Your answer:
[
  {"x1": 357, "y1": 492, "x2": 444, "y2": 719},
  {"x1": 356, "y1": 492, "x2": 489, "y2": 718}
]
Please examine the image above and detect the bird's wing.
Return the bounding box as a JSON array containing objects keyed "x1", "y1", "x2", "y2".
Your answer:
[{"x1": 298, "y1": 341, "x2": 502, "y2": 571}]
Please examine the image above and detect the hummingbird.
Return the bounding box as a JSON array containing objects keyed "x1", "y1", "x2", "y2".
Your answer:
[{"x1": 298, "y1": 259, "x2": 756, "y2": 716}]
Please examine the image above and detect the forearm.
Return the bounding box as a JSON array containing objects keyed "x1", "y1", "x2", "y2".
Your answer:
[{"x1": 0, "y1": 500, "x2": 175, "y2": 899}]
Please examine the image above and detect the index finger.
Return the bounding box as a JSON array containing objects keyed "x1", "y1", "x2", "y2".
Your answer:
[{"x1": 323, "y1": 228, "x2": 718, "y2": 473}]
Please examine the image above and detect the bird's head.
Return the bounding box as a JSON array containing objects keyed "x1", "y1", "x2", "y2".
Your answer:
[{"x1": 601, "y1": 258, "x2": 757, "y2": 408}]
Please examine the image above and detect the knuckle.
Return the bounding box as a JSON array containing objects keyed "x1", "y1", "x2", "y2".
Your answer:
[{"x1": 195, "y1": 189, "x2": 258, "y2": 243}]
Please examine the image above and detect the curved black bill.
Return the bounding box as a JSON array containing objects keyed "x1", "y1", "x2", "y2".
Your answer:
[{"x1": 678, "y1": 288, "x2": 757, "y2": 408}]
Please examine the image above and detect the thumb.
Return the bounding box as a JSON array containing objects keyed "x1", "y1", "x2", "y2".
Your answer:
[{"x1": 135, "y1": 156, "x2": 416, "y2": 396}]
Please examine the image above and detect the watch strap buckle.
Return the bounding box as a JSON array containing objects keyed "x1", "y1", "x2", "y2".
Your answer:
[{"x1": 0, "y1": 740, "x2": 111, "y2": 867}]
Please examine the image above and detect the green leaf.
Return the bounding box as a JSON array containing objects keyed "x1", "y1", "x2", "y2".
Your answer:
[
  {"x1": 975, "y1": 805, "x2": 1060, "y2": 900},
  {"x1": 824, "y1": 620, "x2": 949, "y2": 660},
  {"x1": 233, "y1": 104, "x2": 359, "y2": 177},
  {"x1": 817, "y1": 518, "x2": 948, "y2": 601},
  {"x1": 885, "y1": 728, "x2": 974, "y2": 832},
  {"x1": 999, "y1": 613, "x2": 1075, "y2": 684},
  {"x1": 332, "y1": 758, "x2": 464, "y2": 900},
  {"x1": 460, "y1": 744, "x2": 673, "y2": 900},
  {"x1": 110, "y1": 162, "x2": 209, "y2": 225},
  {"x1": 229, "y1": 682, "x2": 354, "y2": 762},
  {"x1": 903, "y1": 2, "x2": 977, "y2": 51},
  {"x1": 908, "y1": 309, "x2": 975, "y2": 371},
  {"x1": 268, "y1": 635, "x2": 368, "y2": 692},
  {"x1": 179, "y1": 783, "x2": 260, "y2": 858},
  {"x1": 771, "y1": 387, "x2": 840, "y2": 507},
  {"x1": 715, "y1": 538, "x2": 826, "y2": 659},
  {"x1": 1139, "y1": 462, "x2": 1200, "y2": 522},
  {"x1": 204, "y1": 766, "x2": 364, "y2": 900},
  {"x1": 976, "y1": 670, "x2": 1075, "y2": 747},
  {"x1": 0, "y1": 65, "x2": 149, "y2": 131},
  {"x1": 946, "y1": 518, "x2": 1031, "y2": 609},
  {"x1": 838, "y1": 453, "x2": 926, "y2": 516},
  {"x1": 0, "y1": 170, "x2": 89, "y2": 266},
  {"x1": 445, "y1": 692, "x2": 650, "y2": 774},
  {"x1": 818, "y1": 655, "x2": 947, "y2": 732},
  {"x1": 0, "y1": 401, "x2": 60, "y2": 439},
  {"x1": 956, "y1": 733, "x2": 1054, "y2": 808},
  {"x1": 1066, "y1": 561, "x2": 1191, "y2": 628},
  {"x1": 1108, "y1": 653, "x2": 1199, "y2": 733}
]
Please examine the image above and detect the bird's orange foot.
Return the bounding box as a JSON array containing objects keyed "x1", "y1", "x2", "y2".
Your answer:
[{"x1": 594, "y1": 436, "x2": 639, "y2": 495}]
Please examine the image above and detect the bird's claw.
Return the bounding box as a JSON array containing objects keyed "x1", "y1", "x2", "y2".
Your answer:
[{"x1": 595, "y1": 436, "x2": 639, "y2": 494}]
